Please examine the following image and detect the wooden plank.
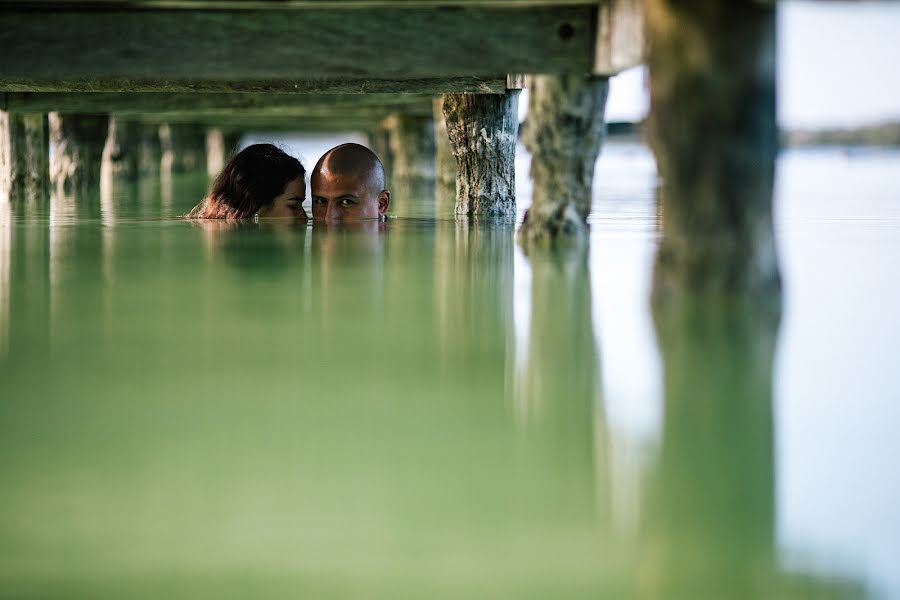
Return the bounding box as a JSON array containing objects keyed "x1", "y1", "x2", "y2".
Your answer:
[
  {"x1": 141, "y1": 115, "x2": 385, "y2": 132},
  {"x1": 3, "y1": 92, "x2": 437, "y2": 114},
  {"x1": 0, "y1": 77, "x2": 507, "y2": 94},
  {"x1": 0, "y1": 7, "x2": 594, "y2": 86},
  {"x1": 135, "y1": 104, "x2": 433, "y2": 123}
]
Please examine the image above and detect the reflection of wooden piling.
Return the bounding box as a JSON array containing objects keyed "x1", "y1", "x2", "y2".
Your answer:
[
  {"x1": 514, "y1": 245, "x2": 606, "y2": 521},
  {"x1": 0, "y1": 111, "x2": 49, "y2": 204},
  {"x1": 643, "y1": 297, "x2": 779, "y2": 598},
  {"x1": 646, "y1": 0, "x2": 780, "y2": 298},
  {"x1": 518, "y1": 75, "x2": 609, "y2": 246},
  {"x1": 442, "y1": 91, "x2": 519, "y2": 218},
  {"x1": 49, "y1": 112, "x2": 108, "y2": 198},
  {"x1": 160, "y1": 123, "x2": 207, "y2": 174}
]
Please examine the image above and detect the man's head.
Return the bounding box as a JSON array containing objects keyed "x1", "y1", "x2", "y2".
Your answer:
[{"x1": 311, "y1": 143, "x2": 390, "y2": 223}]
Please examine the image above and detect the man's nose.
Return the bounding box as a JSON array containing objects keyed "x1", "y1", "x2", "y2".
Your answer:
[{"x1": 325, "y1": 202, "x2": 342, "y2": 222}]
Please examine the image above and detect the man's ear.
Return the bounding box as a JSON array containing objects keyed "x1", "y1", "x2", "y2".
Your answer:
[{"x1": 378, "y1": 190, "x2": 391, "y2": 215}]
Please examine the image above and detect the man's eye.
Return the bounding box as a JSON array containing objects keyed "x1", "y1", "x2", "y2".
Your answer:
[
  {"x1": 313, "y1": 198, "x2": 326, "y2": 205},
  {"x1": 340, "y1": 199, "x2": 356, "y2": 207}
]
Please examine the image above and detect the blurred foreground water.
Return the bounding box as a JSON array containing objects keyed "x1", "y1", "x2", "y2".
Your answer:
[{"x1": 0, "y1": 140, "x2": 898, "y2": 598}]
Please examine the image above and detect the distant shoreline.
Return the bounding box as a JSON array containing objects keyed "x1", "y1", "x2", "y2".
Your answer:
[{"x1": 602, "y1": 120, "x2": 900, "y2": 147}]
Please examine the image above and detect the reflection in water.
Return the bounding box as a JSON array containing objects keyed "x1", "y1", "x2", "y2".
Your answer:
[
  {"x1": 515, "y1": 244, "x2": 610, "y2": 539},
  {"x1": 643, "y1": 294, "x2": 862, "y2": 597},
  {"x1": 0, "y1": 201, "x2": 9, "y2": 355},
  {"x1": 434, "y1": 218, "x2": 514, "y2": 379},
  {"x1": 0, "y1": 142, "x2": 894, "y2": 597},
  {"x1": 643, "y1": 298, "x2": 779, "y2": 597}
]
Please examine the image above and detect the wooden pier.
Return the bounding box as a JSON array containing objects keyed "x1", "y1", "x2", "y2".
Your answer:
[{"x1": 0, "y1": 0, "x2": 781, "y2": 295}]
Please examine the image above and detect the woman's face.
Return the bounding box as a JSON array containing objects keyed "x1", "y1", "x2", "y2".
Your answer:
[{"x1": 258, "y1": 177, "x2": 307, "y2": 220}]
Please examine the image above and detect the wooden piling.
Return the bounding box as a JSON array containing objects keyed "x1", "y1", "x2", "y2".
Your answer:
[
  {"x1": 366, "y1": 125, "x2": 393, "y2": 188},
  {"x1": 646, "y1": 0, "x2": 780, "y2": 298},
  {"x1": 385, "y1": 113, "x2": 436, "y2": 182},
  {"x1": 101, "y1": 117, "x2": 140, "y2": 180},
  {"x1": 48, "y1": 113, "x2": 108, "y2": 197},
  {"x1": 517, "y1": 75, "x2": 609, "y2": 246},
  {"x1": 160, "y1": 123, "x2": 207, "y2": 174},
  {"x1": 0, "y1": 111, "x2": 49, "y2": 204},
  {"x1": 137, "y1": 123, "x2": 162, "y2": 177},
  {"x1": 442, "y1": 91, "x2": 520, "y2": 218}
]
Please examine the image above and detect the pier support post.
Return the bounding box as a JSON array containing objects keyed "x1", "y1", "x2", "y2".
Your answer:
[
  {"x1": 517, "y1": 75, "x2": 609, "y2": 246},
  {"x1": 49, "y1": 113, "x2": 109, "y2": 197},
  {"x1": 433, "y1": 97, "x2": 457, "y2": 214},
  {"x1": 384, "y1": 113, "x2": 436, "y2": 215},
  {"x1": 205, "y1": 128, "x2": 227, "y2": 179},
  {"x1": 385, "y1": 113, "x2": 435, "y2": 182},
  {"x1": 101, "y1": 117, "x2": 140, "y2": 180},
  {"x1": 1, "y1": 112, "x2": 49, "y2": 204},
  {"x1": 160, "y1": 123, "x2": 207, "y2": 174},
  {"x1": 137, "y1": 123, "x2": 162, "y2": 177},
  {"x1": 442, "y1": 91, "x2": 519, "y2": 218},
  {"x1": 205, "y1": 128, "x2": 242, "y2": 178},
  {"x1": 366, "y1": 125, "x2": 393, "y2": 187},
  {"x1": 646, "y1": 0, "x2": 780, "y2": 298}
]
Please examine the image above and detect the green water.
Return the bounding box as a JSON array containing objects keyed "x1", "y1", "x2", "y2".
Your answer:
[{"x1": 1, "y1": 145, "x2": 898, "y2": 598}]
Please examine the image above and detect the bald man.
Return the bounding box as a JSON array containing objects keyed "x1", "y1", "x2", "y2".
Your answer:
[{"x1": 311, "y1": 143, "x2": 391, "y2": 223}]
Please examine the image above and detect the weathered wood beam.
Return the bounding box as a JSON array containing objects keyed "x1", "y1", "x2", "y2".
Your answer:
[
  {"x1": 0, "y1": 77, "x2": 507, "y2": 95},
  {"x1": 129, "y1": 104, "x2": 434, "y2": 124},
  {"x1": 518, "y1": 75, "x2": 609, "y2": 246},
  {"x1": 140, "y1": 115, "x2": 388, "y2": 132},
  {"x1": 3, "y1": 93, "x2": 451, "y2": 114},
  {"x1": 442, "y1": 91, "x2": 519, "y2": 218},
  {"x1": 646, "y1": 0, "x2": 780, "y2": 299},
  {"x1": 0, "y1": 8, "x2": 593, "y2": 87},
  {"x1": 0, "y1": 112, "x2": 49, "y2": 203}
]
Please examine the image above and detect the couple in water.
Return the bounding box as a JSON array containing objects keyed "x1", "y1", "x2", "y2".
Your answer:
[{"x1": 187, "y1": 142, "x2": 390, "y2": 224}]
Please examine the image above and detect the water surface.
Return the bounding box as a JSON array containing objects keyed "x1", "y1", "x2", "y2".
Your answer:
[{"x1": 1, "y1": 141, "x2": 898, "y2": 598}]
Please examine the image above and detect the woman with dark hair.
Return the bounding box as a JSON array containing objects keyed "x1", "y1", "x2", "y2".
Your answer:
[{"x1": 186, "y1": 143, "x2": 307, "y2": 220}]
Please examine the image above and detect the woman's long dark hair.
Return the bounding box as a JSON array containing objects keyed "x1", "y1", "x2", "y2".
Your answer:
[{"x1": 187, "y1": 143, "x2": 305, "y2": 219}]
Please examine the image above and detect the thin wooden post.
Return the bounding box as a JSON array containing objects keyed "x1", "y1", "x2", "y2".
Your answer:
[
  {"x1": 517, "y1": 75, "x2": 609, "y2": 246},
  {"x1": 442, "y1": 91, "x2": 520, "y2": 218},
  {"x1": 0, "y1": 111, "x2": 49, "y2": 204},
  {"x1": 101, "y1": 117, "x2": 140, "y2": 180},
  {"x1": 137, "y1": 123, "x2": 162, "y2": 177},
  {"x1": 48, "y1": 112, "x2": 108, "y2": 198},
  {"x1": 385, "y1": 113, "x2": 435, "y2": 181},
  {"x1": 366, "y1": 125, "x2": 393, "y2": 188},
  {"x1": 646, "y1": 0, "x2": 780, "y2": 298},
  {"x1": 205, "y1": 128, "x2": 227, "y2": 179},
  {"x1": 160, "y1": 123, "x2": 207, "y2": 174}
]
